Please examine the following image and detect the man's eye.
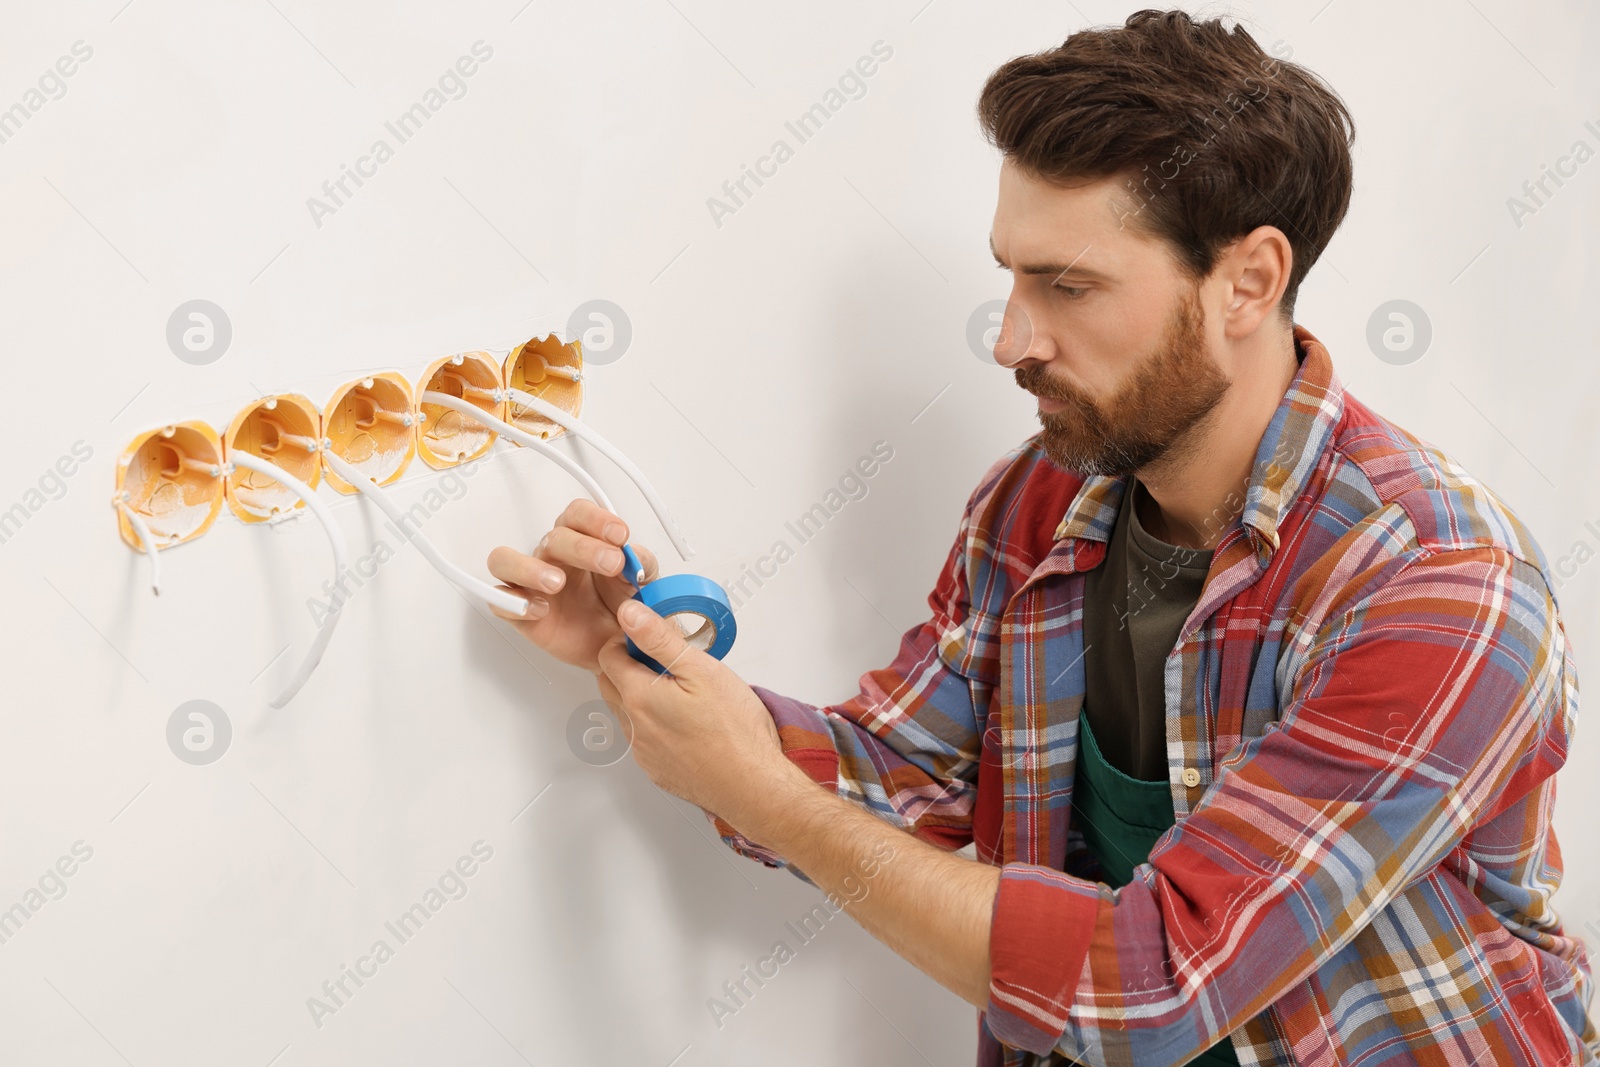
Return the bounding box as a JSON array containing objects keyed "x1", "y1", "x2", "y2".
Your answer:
[{"x1": 1054, "y1": 284, "x2": 1088, "y2": 299}]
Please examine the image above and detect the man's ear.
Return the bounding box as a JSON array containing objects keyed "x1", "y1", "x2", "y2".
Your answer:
[{"x1": 1221, "y1": 224, "x2": 1292, "y2": 336}]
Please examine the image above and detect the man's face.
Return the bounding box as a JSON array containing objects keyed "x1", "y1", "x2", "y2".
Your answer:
[{"x1": 989, "y1": 160, "x2": 1232, "y2": 477}]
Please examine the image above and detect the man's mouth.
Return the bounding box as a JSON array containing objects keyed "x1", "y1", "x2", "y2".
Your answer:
[{"x1": 1031, "y1": 391, "x2": 1067, "y2": 414}]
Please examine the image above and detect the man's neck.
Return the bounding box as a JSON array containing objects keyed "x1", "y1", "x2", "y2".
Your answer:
[{"x1": 1134, "y1": 328, "x2": 1301, "y2": 551}]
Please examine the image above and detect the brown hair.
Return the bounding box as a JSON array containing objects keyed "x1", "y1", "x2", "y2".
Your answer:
[{"x1": 976, "y1": 8, "x2": 1355, "y2": 324}]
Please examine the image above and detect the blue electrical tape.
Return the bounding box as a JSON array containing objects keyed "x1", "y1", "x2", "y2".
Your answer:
[
  {"x1": 619, "y1": 544, "x2": 646, "y2": 587},
  {"x1": 624, "y1": 570, "x2": 737, "y2": 675}
]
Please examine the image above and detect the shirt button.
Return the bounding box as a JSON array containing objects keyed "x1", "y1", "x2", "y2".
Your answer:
[{"x1": 1181, "y1": 767, "x2": 1201, "y2": 788}]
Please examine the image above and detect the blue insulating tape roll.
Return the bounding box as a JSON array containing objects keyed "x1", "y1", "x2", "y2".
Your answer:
[{"x1": 625, "y1": 572, "x2": 737, "y2": 674}]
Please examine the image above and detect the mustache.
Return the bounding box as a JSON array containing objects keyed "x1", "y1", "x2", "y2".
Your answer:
[{"x1": 1014, "y1": 365, "x2": 1080, "y2": 404}]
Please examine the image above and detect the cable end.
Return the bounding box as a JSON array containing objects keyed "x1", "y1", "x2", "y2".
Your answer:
[{"x1": 620, "y1": 544, "x2": 646, "y2": 590}]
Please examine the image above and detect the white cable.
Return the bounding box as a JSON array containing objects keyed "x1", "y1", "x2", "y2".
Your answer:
[
  {"x1": 501, "y1": 385, "x2": 694, "y2": 561},
  {"x1": 115, "y1": 498, "x2": 162, "y2": 596},
  {"x1": 229, "y1": 451, "x2": 350, "y2": 709},
  {"x1": 320, "y1": 446, "x2": 529, "y2": 616},
  {"x1": 420, "y1": 390, "x2": 616, "y2": 513}
]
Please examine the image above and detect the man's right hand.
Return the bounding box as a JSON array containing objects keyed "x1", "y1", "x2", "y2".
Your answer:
[{"x1": 486, "y1": 499, "x2": 660, "y2": 675}]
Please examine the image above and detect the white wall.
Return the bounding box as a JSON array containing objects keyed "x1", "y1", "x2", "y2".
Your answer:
[{"x1": 0, "y1": 1, "x2": 1595, "y2": 1063}]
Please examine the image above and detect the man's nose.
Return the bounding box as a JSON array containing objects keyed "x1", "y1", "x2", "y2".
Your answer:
[{"x1": 991, "y1": 299, "x2": 1038, "y2": 368}]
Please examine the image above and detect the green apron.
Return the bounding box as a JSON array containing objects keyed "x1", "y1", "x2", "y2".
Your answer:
[{"x1": 1072, "y1": 715, "x2": 1242, "y2": 1067}]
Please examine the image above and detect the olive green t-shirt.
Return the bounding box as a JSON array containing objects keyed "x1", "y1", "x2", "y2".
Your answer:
[
  {"x1": 1080, "y1": 476, "x2": 1214, "y2": 780},
  {"x1": 1043, "y1": 477, "x2": 1242, "y2": 1067}
]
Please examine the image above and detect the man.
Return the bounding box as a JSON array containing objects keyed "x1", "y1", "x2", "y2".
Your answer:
[{"x1": 487, "y1": 9, "x2": 1596, "y2": 1065}]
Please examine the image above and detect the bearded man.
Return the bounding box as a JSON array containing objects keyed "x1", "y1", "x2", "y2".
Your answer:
[{"x1": 488, "y1": 9, "x2": 1595, "y2": 1065}]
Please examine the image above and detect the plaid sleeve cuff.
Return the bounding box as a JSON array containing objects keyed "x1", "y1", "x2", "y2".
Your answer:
[
  {"x1": 982, "y1": 863, "x2": 1103, "y2": 1055},
  {"x1": 702, "y1": 684, "x2": 841, "y2": 871}
]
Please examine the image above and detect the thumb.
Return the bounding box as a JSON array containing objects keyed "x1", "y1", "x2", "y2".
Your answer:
[{"x1": 617, "y1": 598, "x2": 703, "y2": 677}]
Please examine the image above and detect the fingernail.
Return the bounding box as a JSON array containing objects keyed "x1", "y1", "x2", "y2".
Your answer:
[
  {"x1": 620, "y1": 600, "x2": 646, "y2": 625},
  {"x1": 525, "y1": 596, "x2": 550, "y2": 617},
  {"x1": 602, "y1": 522, "x2": 627, "y2": 545},
  {"x1": 599, "y1": 548, "x2": 623, "y2": 572},
  {"x1": 540, "y1": 571, "x2": 564, "y2": 592}
]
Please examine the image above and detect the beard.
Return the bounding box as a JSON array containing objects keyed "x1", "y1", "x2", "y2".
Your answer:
[{"x1": 1014, "y1": 282, "x2": 1231, "y2": 478}]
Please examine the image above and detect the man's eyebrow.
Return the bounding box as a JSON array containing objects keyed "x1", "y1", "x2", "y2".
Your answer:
[{"x1": 988, "y1": 235, "x2": 1113, "y2": 282}]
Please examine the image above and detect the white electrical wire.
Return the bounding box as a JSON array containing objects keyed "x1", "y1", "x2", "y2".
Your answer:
[
  {"x1": 500, "y1": 385, "x2": 694, "y2": 561},
  {"x1": 115, "y1": 498, "x2": 162, "y2": 596},
  {"x1": 228, "y1": 451, "x2": 350, "y2": 709},
  {"x1": 419, "y1": 390, "x2": 616, "y2": 513},
  {"x1": 319, "y1": 446, "x2": 529, "y2": 616},
  {"x1": 114, "y1": 386, "x2": 674, "y2": 698}
]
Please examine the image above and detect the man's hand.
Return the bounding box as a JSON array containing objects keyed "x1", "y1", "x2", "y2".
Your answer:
[
  {"x1": 594, "y1": 597, "x2": 786, "y2": 817},
  {"x1": 485, "y1": 499, "x2": 659, "y2": 674},
  {"x1": 598, "y1": 588, "x2": 1000, "y2": 1015}
]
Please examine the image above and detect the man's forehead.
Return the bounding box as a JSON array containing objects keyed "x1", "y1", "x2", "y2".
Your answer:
[{"x1": 991, "y1": 165, "x2": 1147, "y2": 272}]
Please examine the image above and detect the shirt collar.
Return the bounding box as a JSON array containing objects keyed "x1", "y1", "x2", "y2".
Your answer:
[{"x1": 1052, "y1": 324, "x2": 1344, "y2": 563}]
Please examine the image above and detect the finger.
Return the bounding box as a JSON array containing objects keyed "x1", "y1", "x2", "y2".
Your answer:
[
  {"x1": 542, "y1": 525, "x2": 630, "y2": 579},
  {"x1": 595, "y1": 633, "x2": 640, "y2": 684},
  {"x1": 486, "y1": 545, "x2": 568, "y2": 595},
  {"x1": 556, "y1": 497, "x2": 630, "y2": 548},
  {"x1": 487, "y1": 583, "x2": 549, "y2": 621},
  {"x1": 613, "y1": 598, "x2": 707, "y2": 682},
  {"x1": 632, "y1": 542, "x2": 661, "y2": 583}
]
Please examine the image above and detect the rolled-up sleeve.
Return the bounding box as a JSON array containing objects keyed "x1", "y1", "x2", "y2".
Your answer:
[{"x1": 984, "y1": 545, "x2": 1577, "y2": 1062}]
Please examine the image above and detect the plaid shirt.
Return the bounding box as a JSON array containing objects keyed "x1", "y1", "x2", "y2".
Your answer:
[{"x1": 706, "y1": 325, "x2": 1596, "y2": 1066}]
